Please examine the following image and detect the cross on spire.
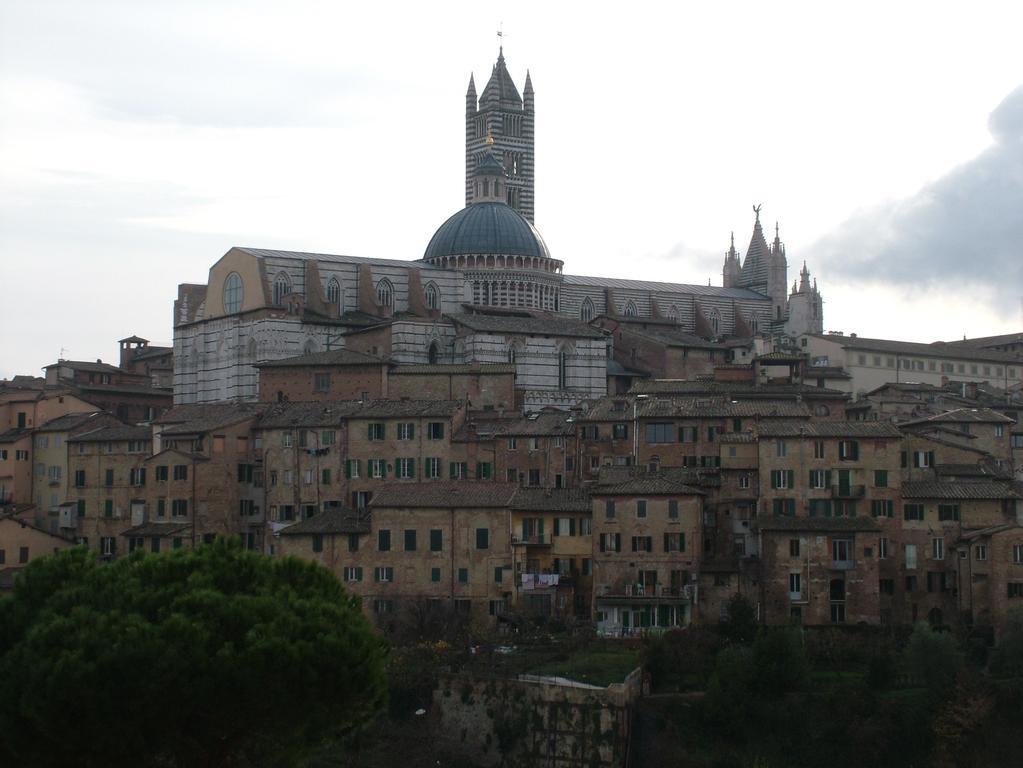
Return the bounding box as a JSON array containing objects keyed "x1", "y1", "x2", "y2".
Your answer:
[{"x1": 497, "y1": 22, "x2": 506, "y2": 57}]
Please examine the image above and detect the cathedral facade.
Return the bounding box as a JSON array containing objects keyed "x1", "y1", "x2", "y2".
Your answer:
[{"x1": 172, "y1": 50, "x2": 825, "y2": 407}]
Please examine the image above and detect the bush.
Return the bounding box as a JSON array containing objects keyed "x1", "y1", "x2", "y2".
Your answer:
[
  {"x1": 990, "y1": 607, "x2": 1023, "y2": 678},
  {"x1": 719, "y1": 593, "x2": 758, "y2": 644},
  {"x1": 903, "y1": 622, "x2": 962, "y2": 696},
  {"x1": 643, "y1": 627, "x2": 722, "y2": 692}
]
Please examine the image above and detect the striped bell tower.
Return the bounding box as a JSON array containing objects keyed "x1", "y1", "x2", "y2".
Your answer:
[{"x1": 465, "y1": 47, "x2": 535, "y2": 223}]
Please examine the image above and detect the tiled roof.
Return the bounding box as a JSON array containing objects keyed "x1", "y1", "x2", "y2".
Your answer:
[
  {"x1": 255, "y1": 349, "x2": 388, "y2": 368},
  {"x1": 234, "y1": 246, "x2": 444, "y2": 271},
  {"x1": 73, "y1": 382, "x2": 172, "y2": 396},
  {"x1": 629, "y1": 379, "x2": 847, "y2": 399},
  {"x1": 901, "y1": 481, "x2": 1021, "y2": 500},
  {"x1": 156, "y1": 403, "x2": 266, "y2": 435},
  {"x1": 959, "y1": 524, "x2": 1022, "y2": 542},
  {"x1": 448, "y1": 312, "x2": 605, "y2": 339},
  {"x1": 257, "y1": 399, "x2": 463, "y2": 428},
  {"x1": 593, "y1": 477, "x2": 705, "y2": 496},
  {"x1": 898, "y1": 408, "x2": 1015, "y2": 426},
  {"x1": 562, "y1": 273, "x2": 767, "y2": 300},
  {"x1": 278, "y1": 507, "x2": 371, "y2": 535},
  {"x1": 45, "y1": 360, "x2": 123, "y2": 374},
  {"x1": 808, "y1": 334, "x2": 1022, "y2": 364},
  {"x1": 580, "y1": 396, "x2": 811, "y2": 421},
  {"x1": 0, "y1": 429, "x2": 31, "y2": 444},
  {"x1": 120, "y1": 522, "x2": 191, "y2": 537},
  {"x1": 390, "y1": 363, "x2": 516, "y2": 375},
  {"x1": 935, "y1": 463, "x2": 1011, "y2": 480},
  {"x1": 511, "y1": 487, "x2": 592, "y2": 512},
  {"x1": 616, "y1": 325, "x2": 725, "y2": 351},
  {"x1": 68, "y1": 425, "x2": 151, "y2": 443},
  {"x1": 35, "y1": 411, "x2": 106, "y2": 433},
  {"x1": 756, "y1": 421, "x2": 903, "y2": 438},
  {"x1": 370, "y1": 482, "x2": 518, "y2": 508},
  {"x1": 946, "y1": 332, "x2": 1023, "y2": 348},
  {"x1": 756, "y1": 516, "x2": 881, "y2": 532}
]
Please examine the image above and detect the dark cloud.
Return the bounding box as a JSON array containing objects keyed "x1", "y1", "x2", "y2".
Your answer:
[{"x1": 810, "y1": 85, "x2": 1023, "y2": 315}]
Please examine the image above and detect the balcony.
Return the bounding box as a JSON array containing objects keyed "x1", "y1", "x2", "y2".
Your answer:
[
  {"x1": 512, "y1": 534, "x2": 552, "y2": 546},
  {"x1": 831, "y1": 559, "x2": 855, "y2": 571},
  {"x1": 830, "y1": 484, "x2": 865, "y2": 500},
  {"x1": 596, "y1": 584, "x2": 692, "y2": 602}
]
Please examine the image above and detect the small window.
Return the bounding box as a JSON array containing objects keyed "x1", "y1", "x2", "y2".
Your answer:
[{"x1": 376, "y1": 279, "x2": 393, "y2": 308}]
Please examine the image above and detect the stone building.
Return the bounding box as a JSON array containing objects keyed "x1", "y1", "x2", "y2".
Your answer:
[
  {"x1": 281, "y1": 482, "x2": 518, "y2": 626},
  {"x1": 66, "y1": 424, "x2": 153, "y2": 556},
  {"x1": 30, "y1": 411, "x2": 122, "y2": 531},
  {"x1": 508, "y1": 487, "x2": 592, "y2": 617},
  {"x1": 0, "y1": 515, "x2": 74, "y2": 589},
  {"x1": 756, "y1": 516, "x2": 882, "y2": 625},
  {"x1": 590, "y1": 476, "x2": 705, "y2": 636}
]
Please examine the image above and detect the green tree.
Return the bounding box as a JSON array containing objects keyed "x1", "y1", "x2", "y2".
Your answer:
[
  {"x1": 903, "y1": 622, "x2": 962, "y2": 697},
  {"x1": 989, "y1": 606, "x2": 1023, "y2": 678},
  {"x1": 719, "y1": 593, "x2": 758, "y2": 644},
  {"x1": 0, "y1": 539, "x2": 387, "y2": 768}
]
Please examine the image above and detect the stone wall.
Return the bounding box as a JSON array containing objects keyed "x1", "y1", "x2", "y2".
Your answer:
[{"x1": 432, "y1": 667, "x2": 642, "y2": 767}]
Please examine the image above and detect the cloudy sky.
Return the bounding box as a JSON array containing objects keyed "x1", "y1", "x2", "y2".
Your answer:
[{"x1": 1, "y1": 0, "x2": 1021, "y2": 380}]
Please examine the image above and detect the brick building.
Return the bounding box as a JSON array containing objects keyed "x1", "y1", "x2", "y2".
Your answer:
[{"x1": 590, "y1": 476, "x2": 705, "y2": 636}]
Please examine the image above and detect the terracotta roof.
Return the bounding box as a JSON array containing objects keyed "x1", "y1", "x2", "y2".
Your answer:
[
  {"x1": 630, "y1": 379, "x2": 847, "y2": 399},
  {"x1": 45, "y1": 360, "x2": 123, "y2": 374},
  {"x1": 945, "y1": 332, "x2": 1023, "y2": 349},
  {"x1": 0, "y1": 429, "x2": 31, "y2": 444},
  {"x1": 756, "y1": 516, "x2": 881, "y2": 532},
  {"x1": 935, "y1": 463, "x2": 1012, "y2": 480},
  {"x1": 756, "y1": 421, "x2": 903, "y2": 438},
  {"x1": 580, "y1": 396, "x2": 811, "y2": 421},
  {"x1": 593, "y1": 477, "x2": 705, "y2": 496},
  {"x1": 369, "y1": 482, "x2": 518, "y2": 508},
  {"x1": 808, "y1": 333, "x2": 1021, "y2": 364},
  {"x1": 453, "y1": 411, "x2": 585, "y2": 442},
  {"x1": 120, "y1": 522, "x2": 191, "y2": 537},
  {"x1": 257, "y1": 399, "x2": 463, "y2": 428},
  {"x1": 959, "y1": 524, "x2": 1022, "y2": 542},
  {"x1": 35, "y1": 411, "x2": 108, "y2": 433},
  {"x1": 901, "y1": 481, "x2": 1021, "y2": 500},
  {"x1": 448, "y1": 312, "x2": 605, "y2": 339},
  {"x1": 390, "y1": 363, "x2": 516, "y2": 375},
  {"x1": 278, "y1": 507, "x2": 371, "y2": 535},
  {"x1": 510, "y1": 488, "x2": 592, "y2": 512},
  {"x1": 255, "y1": 349, "x2": 388, "y2": 368},
  {"x1": 156, "y1": 403, "x2": 266, "y2": 435},
  {"x1": 898, "y1": 408, "x2": 1016, "y2": 427},
  {"x1": 68, "y1": 425, "x2": 151, "y2": 443}
]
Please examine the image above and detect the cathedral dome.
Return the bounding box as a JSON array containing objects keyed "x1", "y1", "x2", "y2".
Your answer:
[{"x1": 423, "y1": 202, "x2": 551, "y2": 260}]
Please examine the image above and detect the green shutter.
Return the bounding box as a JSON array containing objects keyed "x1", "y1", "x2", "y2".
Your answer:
[
  {"x1": 680, "y1": 533, "x2": 686, "y2": 552},
  {"x1": 450, "y1": 462, "x2": 457, "y2": 479},
  {"x1": 786, "y1": 470, "x2": 794, "y2": 488},
  {"x1": 408, "y1": 458, "x2": 415, "y2": 478},
  {"x1": 345, "y1": 460, "x2": 351, "y2": 479},
  {"x1": 825, "y1": 470, "x2": 832, "y2": 487}
]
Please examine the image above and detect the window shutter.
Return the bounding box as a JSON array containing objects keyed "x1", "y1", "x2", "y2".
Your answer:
[
  {"x1": 344, "y1": 460, "x2": 351, "y2": 479},
  {"x1": 786, "y1": 470, "x2": 794, "y2": 488},
  {"x1": 825, "y1": 470, "x2": 832, "y2": 487},
  {"x1": 599, "y1": 534, "x2": 606, "y2": 552},
  {"x1": 851, "y1": 442, "x2": 860, "y2": 460},
  {"x1": 408, "y1": 458, "x2": 415, "y2": 477},
  {"x1": 538, "y1": 518, "x2": 545, "y2": 536},
  {"x1": 569, "y1": 518, "x2": 576, "y2": 536},
  {"x1": 770, "y1": 470, "x2": 778, "y2": 489},
  {"x1": 927, "y1": 451, "x2": 935, "y2": 466},
  {"x1": 664, "y1": 533, "x2": 670, "y2": 552},
  {"x1": 680, "y1": 532, "x2": 686, "y2": 552},
  {"x1": 615, "y1": 535, "x2": 621, "y2": 553},
  {"x1": 913, "y1": 452, "x2": 920, "y2": 468},
  {"x1": 450, "y1": 462, "x2": 457, "y2": 479}
]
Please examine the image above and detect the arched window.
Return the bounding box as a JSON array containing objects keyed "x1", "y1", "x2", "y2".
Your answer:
[
  {"x1": 667, "y1": 306, "x2": 679, "y2": 324},
  {"x1": 580, "y1": 298, "x2": 594, "y2": 323},
  {"x1": 272, "y1": 272, "x2": 291, "y2": 305},
  {"x1": 223, "y1": 272, "x2": 243, "y2": 314},
  {"x1": 558, "y1": 350, "x2": 568, "y2": 389},
  {"x1": 425, "y1": 282, "x2": 439, "y2": 310},
  {"x1": 624, "y1": 301, "x2": 638, "y2": 317},
  {"x1": 245, "y1": 338, "x2": 258, "y2": 363},
  {"x1": 376, "y1": 279, "x2": 393, "y2": 308},
  {"x1": 710, "y1": 310, "x2": 721, "y2": 335},
  {"x1": 326, "y1": 278, "x2": 342, "y2": 312},
  {"x1": 815, "y1": 405, "x2": 830, "y2": 417},
  {"x1": 749, "y1": 316, "x2": 759, "y2": 335},
  {"x1": 428, "y1": 341, "x2": 439, "y2": 365}
]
